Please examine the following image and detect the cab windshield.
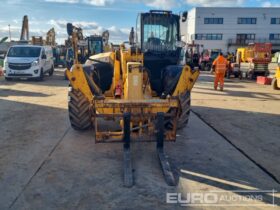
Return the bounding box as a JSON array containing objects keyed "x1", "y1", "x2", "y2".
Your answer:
[
  {"x1": 88, "y1": 40, "x2": 102, "y2": 55},
  {"x1": 142, "y1": 15, "x2": 179, "y2": 51},
  {"x1": 8, "y1": 47, "x2": 41, "y2": 58}
]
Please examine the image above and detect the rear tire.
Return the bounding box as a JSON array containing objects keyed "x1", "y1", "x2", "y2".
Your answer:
[
  {"x1": 272, "y1": 78, "x2": 280, "y2": 90},
  {"x1": 68, "y1": 87, "x2": 92, "y2": 130}
]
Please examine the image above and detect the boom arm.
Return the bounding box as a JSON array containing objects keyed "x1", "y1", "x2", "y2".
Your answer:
[
  {"x1": 67, "y1": 23, "x2": 84, "y2": 64},
  {"x1": 20, "y1": 15, "x2": 29, "y2": 41}
]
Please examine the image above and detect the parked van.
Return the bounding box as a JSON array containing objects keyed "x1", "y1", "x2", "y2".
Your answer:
[{"x1": 3, "y1": 45, "x2": 54, "y2": 81}]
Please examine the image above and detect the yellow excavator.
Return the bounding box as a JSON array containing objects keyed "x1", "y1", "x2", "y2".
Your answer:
[{"x1": 66, "y1": 10, "x2": 199, "y2": 187}]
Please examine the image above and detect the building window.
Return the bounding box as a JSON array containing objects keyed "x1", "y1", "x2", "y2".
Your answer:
[
  {"x1": 236, "y1": 34, "x2": 255, "y2": 44},
  {"x1": 237, "y1": 18, "x2": 257, "y2": 24},
  {"x1": 270, "y1": 34, "x2": 280, "y2": 40},
  {"x1": 195, "y1": 34, "x2": 223, "y2": 40},
  {"x1": 204, "y1": 18, "x2": 223, "y2": 24},
  {"x1": 271, "y1": 18, "x2": 280, "y2": 24}
]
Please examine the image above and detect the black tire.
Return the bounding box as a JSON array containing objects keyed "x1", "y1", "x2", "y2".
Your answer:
[
  {"x1": 177, "y1": 91, "x2": 191, "y2": 129},
  {"x1": 164, "y1": 91, "x2": 191, "y2": 130},
  {"x1": 272, "y1": 78, "x2": 280, "y2": 90},
  {"x1": 5, "y1": 77, "x2": 12, "y2": 81},
  {"x1": 36, "y1": 69, "x2": 44, "y2": 81},
  {"x1": 68, "y1": 87, "x2": 92, "y2": 130},
  {"x1": 49, "y1": 66, "x2": 54, "y2": 76}
]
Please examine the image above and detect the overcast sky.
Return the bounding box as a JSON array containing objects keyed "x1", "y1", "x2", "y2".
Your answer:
[{"x1": 0, "y1": 0, "x2": 279, "y2": 44}]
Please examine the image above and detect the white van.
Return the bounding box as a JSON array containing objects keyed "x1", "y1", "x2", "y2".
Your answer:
[{"x1": 3, "y1": 45, "x2": 54, "y2": 81}]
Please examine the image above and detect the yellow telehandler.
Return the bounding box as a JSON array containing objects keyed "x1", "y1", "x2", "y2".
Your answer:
[{"x1": 66, "y1": 10, "x2": 199, "y2": 187}]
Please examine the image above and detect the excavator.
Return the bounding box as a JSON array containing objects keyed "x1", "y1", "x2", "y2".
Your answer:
[{"x1": 65, "y1": 10, "x2": 199, "y2": 187}]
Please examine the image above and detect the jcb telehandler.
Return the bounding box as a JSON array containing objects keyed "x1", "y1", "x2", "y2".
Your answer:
[{"x1": 66, "y1": 10, "x2": 199, "y2": 187}]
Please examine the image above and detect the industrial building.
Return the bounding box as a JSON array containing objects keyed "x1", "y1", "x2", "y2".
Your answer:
[{"x1": 181, "y1": 7, "x2": 280, "y2": 53}]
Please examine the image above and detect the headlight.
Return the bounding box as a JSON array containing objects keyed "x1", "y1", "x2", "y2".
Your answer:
[{"x1": 32, "y1": 60, "x2": 39, "y2": 66}]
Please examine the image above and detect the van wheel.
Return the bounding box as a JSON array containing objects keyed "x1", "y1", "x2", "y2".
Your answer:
[
  {"x1": 49, "y1": 66, "x2": 54, "y2": 76},
  {"x1": 37, "y1": 69, "x2": 44, "y2": 81}
]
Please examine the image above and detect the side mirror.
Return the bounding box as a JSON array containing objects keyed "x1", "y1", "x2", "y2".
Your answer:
[
  {"x1": 42, "y1": 54, "x2": 47, "y2": 59},
  {"x1": 176, "y1": 41, "x2": 186, "y2": 48},
  {"x1": 67, "y1": 23, "x2": 73, "y2": 36},
  {"x1": 182, "y1": 11, "x2": 188, "y2": 22}
]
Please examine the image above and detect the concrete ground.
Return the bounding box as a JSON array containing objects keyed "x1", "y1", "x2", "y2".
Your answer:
[
  {"x1": 192, "y1": 72, "x2": 280, "y2": 183},
  {"x1": 0, "y1": 69, "x2": 279, "y2": 210}
]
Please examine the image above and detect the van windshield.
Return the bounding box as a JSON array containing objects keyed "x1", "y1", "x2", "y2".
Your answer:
[{"x1": 8, "y1": 47, "x2": 41, "y2": 58}]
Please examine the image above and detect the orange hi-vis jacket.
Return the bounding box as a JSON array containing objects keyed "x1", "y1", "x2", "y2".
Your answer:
[{"x1": 213, "y1": 55, "x2": 228, "y2": 74}]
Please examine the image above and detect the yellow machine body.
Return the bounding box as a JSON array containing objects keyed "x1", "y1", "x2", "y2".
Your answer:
[{"x1": 66, "y1": 45, "x2": 199, "y2": 142}]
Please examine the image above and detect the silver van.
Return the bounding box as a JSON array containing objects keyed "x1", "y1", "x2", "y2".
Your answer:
[{"x1": 4, "y1": 45, "x2": 54, "y2": 81}]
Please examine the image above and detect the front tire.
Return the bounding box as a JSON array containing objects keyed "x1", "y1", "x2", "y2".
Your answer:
[
  {"x1": 36, "y1": 69, "x2": 44, "y2": 81},
  {"x1": 164, "y1": 91, "x2": 191, "y2": 131},
  {"x1": 68, "y1": 87, "x2": 92, "y2": 130}
]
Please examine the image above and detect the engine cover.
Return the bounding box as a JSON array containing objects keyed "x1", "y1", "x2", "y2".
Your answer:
[{"x1": 125, "y1": 62, "x2": 143, "y2": 100}]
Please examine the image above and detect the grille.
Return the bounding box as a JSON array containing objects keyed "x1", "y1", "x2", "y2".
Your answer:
[{"x1": 8, "y1": 63, "x2": 31, "y2": 70}]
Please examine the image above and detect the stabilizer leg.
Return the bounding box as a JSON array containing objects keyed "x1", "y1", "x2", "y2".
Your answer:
[
  {"x1": 123, "y1": 113, "x2": 133, "y2": 187},
  {"x1": 156, "y1": 112, "x2": 176, "y2": 186}
]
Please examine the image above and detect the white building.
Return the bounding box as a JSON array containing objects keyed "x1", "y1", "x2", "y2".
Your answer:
[{"x1": 181, "y1": 7, "x2": 280, "y2": 53}]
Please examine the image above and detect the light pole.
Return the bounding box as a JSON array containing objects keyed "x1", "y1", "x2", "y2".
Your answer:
[{"x1": 8, "y1": 24, "x2": 11, "y2": 41}]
